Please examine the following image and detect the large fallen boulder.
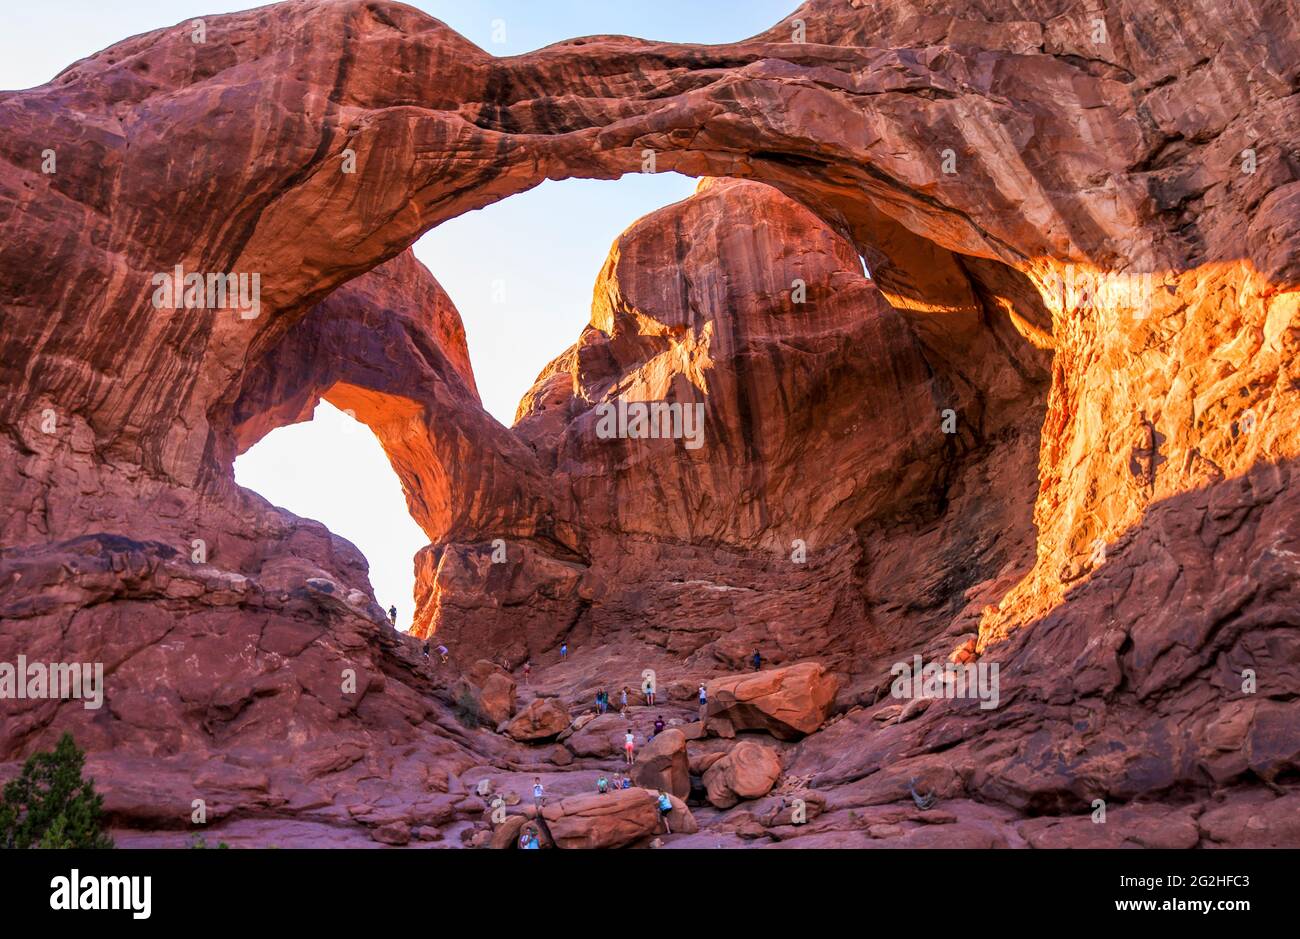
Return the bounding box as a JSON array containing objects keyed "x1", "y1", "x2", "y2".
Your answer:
[
  {"x1": 631, "y1": 729, "x2": 690, "y2": 799},
  {"x1": 541, "y1": 787, "x2": 691, "y2": 849},
  {"x1": 706, "y1": 662, "x2": 838, "y2": 740},
  {"x1": 465, "y1": 660, "x2": 518, "y2": 726},
  {"x1": 703, "y1": 741, "x2": 783, "y2": 809},
  {"x1": 564, "y1": 713, "x2": 630, "y2": 758},
  {"x1": 504, "y1": 697, "x2": 571, "y2": 742},
  {"x1": 453, "y1": 661, "x2": 518, "y2": 727}
]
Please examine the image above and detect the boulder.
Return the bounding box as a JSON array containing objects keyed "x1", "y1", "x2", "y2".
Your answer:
[
  {"x1": 631, "y1": 729, "x2": 690, "y2": 798},
  {"x1": 542, "y1": 787, "x2": 685, "y2": 849},
  {"x1": 476, "y1": 672, "x2": 517, "y2": 725},
  {"x1": 706, "y1": 662, "x2": 838, "y2": 740},
  {"x1": 504, "y1": 697, "x2": 571, "y2": 742},
  {"x1": 564, "y1": 713, "x2": 630, "y2": 758},
  {"x1": 703, "y1": 741, "x2": 783, "y2": 808}
]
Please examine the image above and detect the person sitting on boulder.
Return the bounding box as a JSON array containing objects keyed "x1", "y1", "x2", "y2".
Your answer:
[
  {"x1": 597, "y1": 774, "x2": 609, "y2": 794},
  {"x1": 621, "y1": 775, "x2": 632, "y2": 789},
  {"x1": 624, "y1": 729, "x2": 635, "y2": 765},
  {"x1": 656, "y1": 790, "x2": 674, "y2": 834},
  {"x1": 751, "y1": 649, "x2": 762, "y2": 671},
  {"x1": 652, "y1": 716, "x2": 665, "y2": 739}
]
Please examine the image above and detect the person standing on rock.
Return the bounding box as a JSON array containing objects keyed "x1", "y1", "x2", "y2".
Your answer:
[
  {"x1": 652, "y1": 716, "x2": 665, "y2": 740},
  {"x1": 522, "y1": 660, "x2": 532, "y2": 685},
  {"x1": 751, "y1": 649, "x2": 762, "y2": 671},
  {"x1": 697, "y1": 684, "x2": 707, "y2": 721},
  {"x1": 643, "y1": 676, "x2": 656, "y2": 706},
  {"x1": 388, "y1": 605, "x2": 397, "y2": 625},
  {"x1": 559, "y1": 642, "x2": 568, "y2": 660},
  {"x1": 620, "y1": 687, "x2": 629, "y2": 710},
  {"x1": 624, "y1": 729, "x2": 635, "y2": 766},
  {"x1": 421, "y1": 641, "x2": 430, "y2": 661},
  {"x1": 532, "y1": 777, "x2": 545, "y2": 811}
]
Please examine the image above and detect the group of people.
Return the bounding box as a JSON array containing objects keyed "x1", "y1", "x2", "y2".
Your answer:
[{"x1": 506, "y1": 647, "x2": 767, "y2": 848}]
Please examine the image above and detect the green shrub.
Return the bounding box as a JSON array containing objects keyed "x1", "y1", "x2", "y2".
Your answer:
[
  {"x1": 0, "y1": 733, "x2": 114, "y2": 849},
  {"x1": 453, "y1": 684, "x2": 486, "y2": 729}
]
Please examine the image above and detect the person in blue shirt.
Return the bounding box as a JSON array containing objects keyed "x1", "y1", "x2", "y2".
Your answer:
[{"x1": 656, "y1": 790, "x2": 674, "y2": 834}]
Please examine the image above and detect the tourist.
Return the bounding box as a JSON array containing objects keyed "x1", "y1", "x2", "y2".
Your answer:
[
  {"x1": 652, "y1": 715, "x2": 665, "y2": 739},
  {"x1": 388, "y1": 605, "x2": 397, "y2": 625},
  {"x1": 620, "y1": 687, "x2": 629, "y2": 709},
  {"x1": 751, "y1": 649, "x2": 762, "y2": 671},
  {"x1": 698, "y1": 684, "x2": 707, "y2": 720},
  {"x1": 522, "y1": 660, "x2": 532, "y2": 684},
  {"x1": 621, "y1": 775, "x2": 632, "y2": 790},
  {"x1": 643, "y1": 677, "x2": 655, "y2": 706},
  {"x1": 532, "y1": 777, "x2": 544, "y2": 809},
  {"x1": 520, "y1": 826, "x2": 540, "y2": 850},
  {"x1": 597, "y1": 774, "x2": 609, "y2": 794},
  {"x1": 656, "y1": 790, "x2": 674, "y2": 834},
  {"x1": 560, "y1": 642, "x2": 568, "y2": 660},
  {"x1": 421, "y1": 641, "x2": 430, "y2": 661},
  {"x1": 596, "y1": 689, "x2": 607, "y2": 714},
  {"x1": 624, "y1": 728, "x2": 635, "y2": 765},
  {"x1": 436, "y1": 644, "x2": 449, "y2": 664}
]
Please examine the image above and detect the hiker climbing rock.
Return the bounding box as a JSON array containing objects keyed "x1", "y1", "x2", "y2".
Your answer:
[
  {"x1": 560, "y1": 642, "x2": 568, "y2": 660},
  {"x1": 908, "y1": 777, "x2": 937, "y2": 810},
  {"x1": 436, "y1": 644, "x2": 449, "y2": 664},
  {"x1": 388, "y1": 605, "x2": 397, "y2": 625},
  {"x1": 751, "y1": 649, "x2": 762, "y2": 671},
  {"x1": 656, "y1": 790, "x2": 674, "y2": 834},
  {"x1": 421, "y1": 641, "x2": 430, "y2": 661}
]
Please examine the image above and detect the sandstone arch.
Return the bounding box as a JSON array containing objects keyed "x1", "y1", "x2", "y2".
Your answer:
[{"x1": 1, "y1": 0, "x2": 1297, "y2": 846}]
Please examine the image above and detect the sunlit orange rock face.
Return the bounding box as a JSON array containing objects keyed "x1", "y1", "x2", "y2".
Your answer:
[{"x1": 0, "y1": 0, "x2": 1297, "y2": 846}]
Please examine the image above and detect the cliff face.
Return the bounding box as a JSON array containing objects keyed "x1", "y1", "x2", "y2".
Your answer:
[
  {"x1": 0, "y1": 0, "x2": 1297, "y2": 846},
  {"x1": 429, "y1": 177, "x2": 1048, "y2": 673}
]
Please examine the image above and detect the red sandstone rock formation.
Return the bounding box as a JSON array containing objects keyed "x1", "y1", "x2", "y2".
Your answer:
[{"x1": 0, "y1": 0, "x2": 1297, "y2": 848}]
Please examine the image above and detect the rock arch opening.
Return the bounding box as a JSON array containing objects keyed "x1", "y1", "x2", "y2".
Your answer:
[{"x1": 233, "y1": 399, "x2": 428, "y2": 629}]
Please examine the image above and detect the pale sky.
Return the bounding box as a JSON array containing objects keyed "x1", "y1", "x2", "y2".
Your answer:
[{"x1": 4, "y1": 1, "x2": 797, "y2": 625}]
